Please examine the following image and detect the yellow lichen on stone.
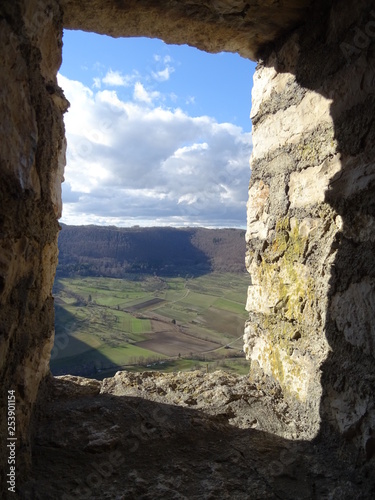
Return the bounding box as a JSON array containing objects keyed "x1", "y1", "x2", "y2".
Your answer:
[
  {"x1": 255, "y1": 217, "x2": 314, "y2": 324},
  {"x1": 246, "y1": 217, "x2": 316, "y2": 400},
  {"x1": 249, "y1": 337, "x2": 310, "y2": 401}
]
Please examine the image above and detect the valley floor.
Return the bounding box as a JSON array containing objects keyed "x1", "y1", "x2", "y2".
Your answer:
[{"x1": 51, "y1": 273, "x2": 250, "y2": 378}]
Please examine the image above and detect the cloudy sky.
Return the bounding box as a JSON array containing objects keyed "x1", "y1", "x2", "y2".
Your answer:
[{"x1": 59, "y1": 31, "x2": 256, "y2": 228}]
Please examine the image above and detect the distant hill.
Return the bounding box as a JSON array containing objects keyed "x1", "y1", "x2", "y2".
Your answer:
[{"x1": 57, "y1": 225, "x2": 247, "y2": 277}]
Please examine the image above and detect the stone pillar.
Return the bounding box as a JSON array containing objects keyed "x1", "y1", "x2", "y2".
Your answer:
[
  {"x1": 244, "y1": 0, "x2": 375, "y2": 453},
  {"x1": 0, "y1": 0, "x2": 66, "y2": 486}
]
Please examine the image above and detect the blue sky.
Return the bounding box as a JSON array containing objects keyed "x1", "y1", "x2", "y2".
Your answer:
[{"x1": 58, "y1": 30, "x2": 256, "y2": 228}]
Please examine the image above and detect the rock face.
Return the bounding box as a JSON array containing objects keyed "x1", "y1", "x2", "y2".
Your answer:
[
  {"x1": 20, "y1": 373, "x2": 375, "y2": 498},
  {"x1": 0, "y1": 0, "x2": 67, "y2": 486},
  {"x1": 244, "y1": 0, "x2": 375, "y2": 457},
  {"x1": 60, "y1": 0, "x2": 312, "y2": 60},
  {"x1": 1, "y1": 0, "x2": 375, "y2": 496}
]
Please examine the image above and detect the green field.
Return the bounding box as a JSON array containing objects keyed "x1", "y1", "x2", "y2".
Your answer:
[{"x1": 51, "y1": 273, "x2": 250, "y2": 378}]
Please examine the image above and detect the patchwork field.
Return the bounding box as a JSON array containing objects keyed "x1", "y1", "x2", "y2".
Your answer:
[{"x1": 51, "y1": 273, "x2": 250, "y2": 377}]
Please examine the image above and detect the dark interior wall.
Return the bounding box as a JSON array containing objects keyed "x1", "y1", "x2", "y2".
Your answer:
[{"x1": 0, "y1": 0, "x2": 66, "y2": 486}]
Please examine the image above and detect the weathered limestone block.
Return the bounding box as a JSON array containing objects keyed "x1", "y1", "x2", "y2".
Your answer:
[
  {"x1": 288, "y1": 155, "x2": 341, "y2": 208},
  {"x1": 244, "y1": 325, "x2": 314, "y2": 403},
  {"x1": 245, "y1": 213, "x2": 326, "y2": 422},
  {"x1": 245, "y1": 180, "x2": 270, "y2": 242},
  {"x1": 251, "y1": 91, "x2": 334, "y2": 162},
  {"x1": 330, "y1": 278, "x2": 375, "y2": 358},
  {"x1": 0, "y1": 20, "x2": 40, "y2": 195},
  {"x1": 330, "y1": 388, "x2": 371, "y2": 436},
  {"x1": 60, "y1": 0, "x2": 311, "y2": 60}
]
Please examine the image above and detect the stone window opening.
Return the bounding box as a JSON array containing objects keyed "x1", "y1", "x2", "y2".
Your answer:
[
  {"x1": 2, "y1": 1, "x2": 375, "y2": 497},
  {"x1": 51, "y1": 30, "x2": 254, "y2": 380}
]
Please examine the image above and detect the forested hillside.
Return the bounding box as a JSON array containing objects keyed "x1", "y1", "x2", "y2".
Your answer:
[{"x1": 57, "y1": 225, "x2": 246, "y2": 277}]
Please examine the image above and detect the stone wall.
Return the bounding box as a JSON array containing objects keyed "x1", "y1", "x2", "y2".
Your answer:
[
  {"x1": 244, "y1": 0, "x2": 375, "y2": 453},
  {"x1": 0, "y1": 0, "x2": 67, "y2": 486},
  {"x1": 60, "y1": 0, "x2": 311, "y2": 60},
  {"x1": 1, "y1": 0, "x2": 375, "y2": 492},
  {"x1": 0, "y1": 2, "x2": 313, "y2": 488}
]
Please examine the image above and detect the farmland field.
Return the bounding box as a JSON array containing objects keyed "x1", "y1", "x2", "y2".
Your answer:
[{"x1": 51, "y1": 272, "x2": 250, "y2": 378}]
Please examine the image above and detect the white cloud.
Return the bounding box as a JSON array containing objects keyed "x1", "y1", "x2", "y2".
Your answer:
[
  {"x1": 152, "y1": 66, "x2": 174, "y2": 82},
  {"x1": 133, "y1": 82, "x2": 160, "y2": 104},
  {"x1": 151, "y1": 54, "x2": 174, "y2": 82},
  {"x1": 93, "y1": 77, "x2": 101, "y2": 89},
  {"x1": 57, "y1": 73, "x2": 252, "y2": 228},
  {"x1": 102, "y1": 69, "x2": 138, "y2": 87}
]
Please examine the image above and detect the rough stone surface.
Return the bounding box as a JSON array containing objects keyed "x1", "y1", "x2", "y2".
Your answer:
[
  {"x1": 244, "y1": 0, "x2": 375, "y2": 462},
  {"x1": 21, "y1": 374, "x2": 375, "y2": 499},
  {"x1": 60, "y1": 0, "x2": 312, "y2": 60},
  {"x1": 1, "y1": 0, "x2": 375, "y2": 497},
  {"x1": 0, "y1": 1, "x2": 314, "y2": 493},
  {"x1": 288, "y1": 155, "x2": 342, "y2": 208},
  {"x1": 0, "y1": 0, "x2": 67, "y2": 489}
]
